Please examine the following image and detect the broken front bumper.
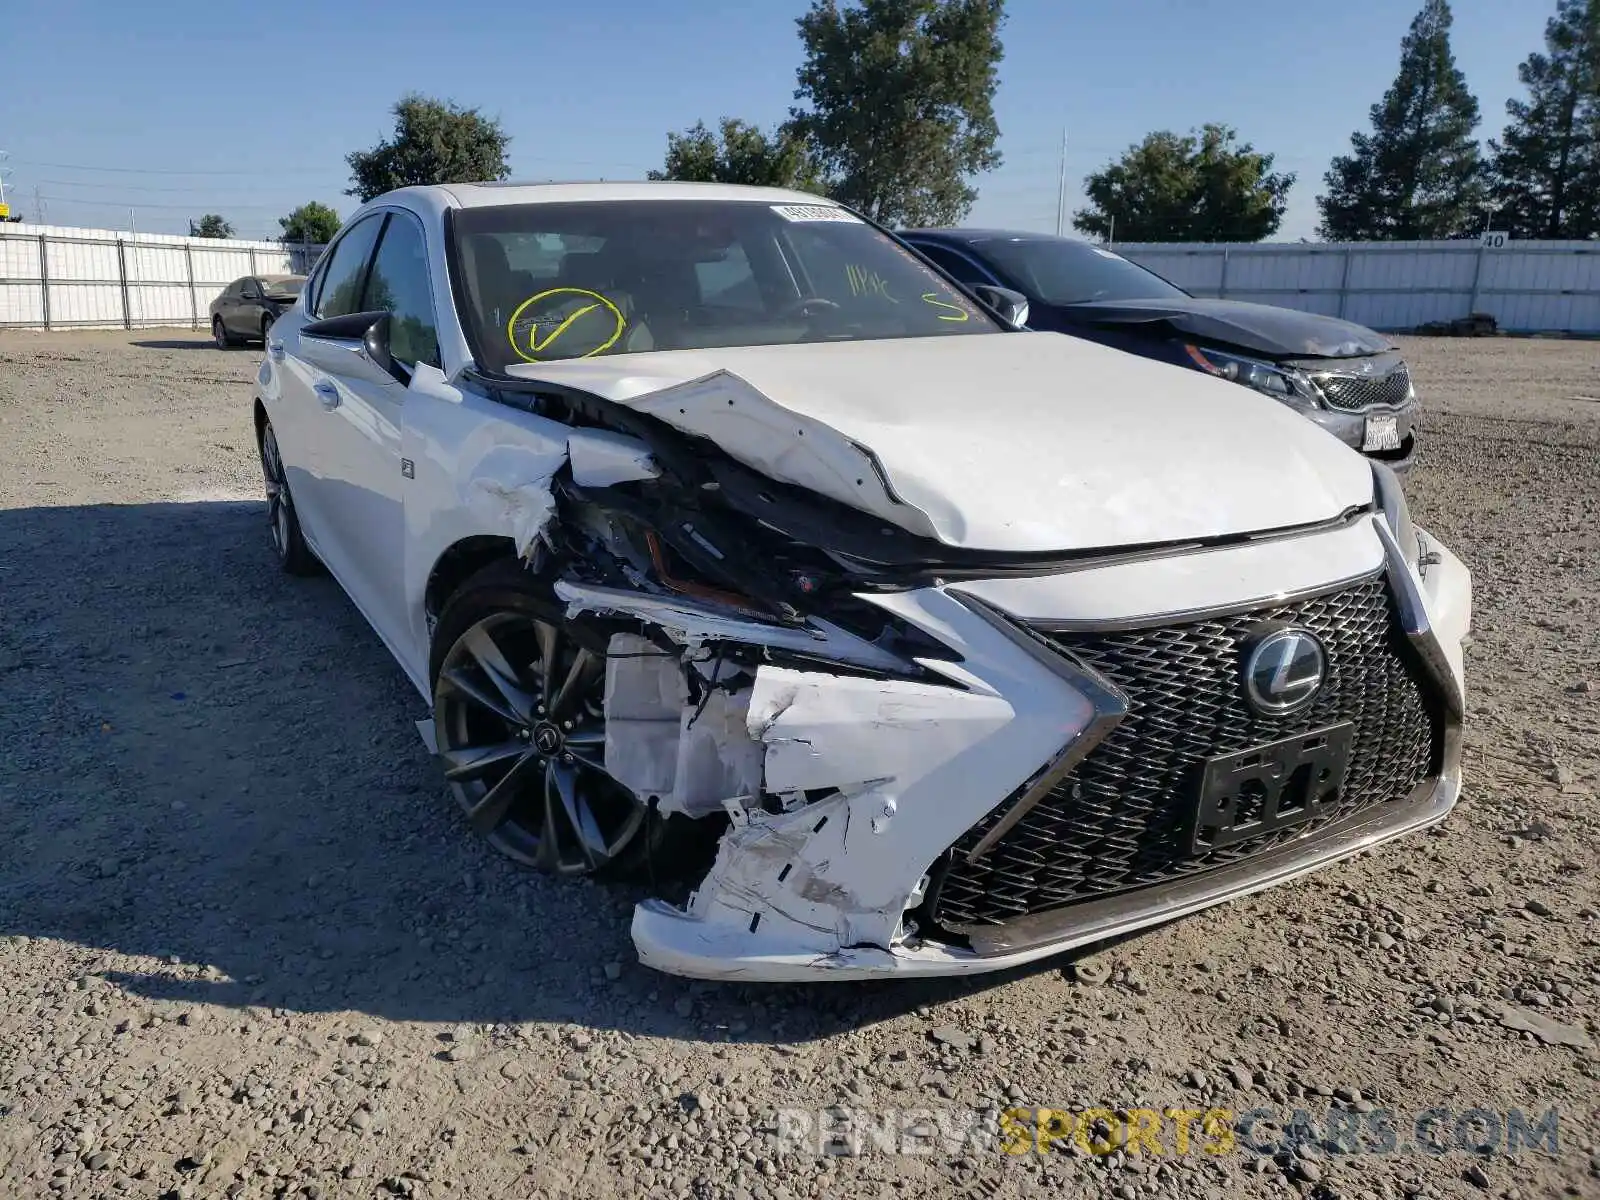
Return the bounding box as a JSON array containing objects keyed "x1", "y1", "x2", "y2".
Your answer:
[
  {"x1": 1309, "y1": 400, "x2": 1420, "y2": 472},
  {"x1": 631, "y1": 516, "x2": 1471, "y2": 982}
]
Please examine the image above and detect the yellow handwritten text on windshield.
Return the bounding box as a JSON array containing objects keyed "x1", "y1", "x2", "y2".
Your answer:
[
  {"x1": 506, "y1": 287, "x2": 626, "y2": 361},
  {"x1": 921, "y1": 293, "x2": 971, "y2": 321}
]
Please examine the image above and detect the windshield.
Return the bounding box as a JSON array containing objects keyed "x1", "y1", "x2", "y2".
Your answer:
[
  {"x1": 262, "y1": 277, "x2": 303, "y2": 295},
  {"x1": 451, "y1": 200, "x2": 999, "y2": 372},
  {"x1": 976, "y1": 237, "x2": 1189, "y2": 306}
]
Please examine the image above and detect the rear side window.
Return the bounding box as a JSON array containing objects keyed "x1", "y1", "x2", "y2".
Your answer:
[
  {"x1": 363, "y1": 214, "x2": 441, "y2": 370},
  {"x1": 313, "y1": 215, "x2": 384, "y2": 319}
]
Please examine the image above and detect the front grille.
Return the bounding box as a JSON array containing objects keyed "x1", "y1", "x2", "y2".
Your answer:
[
  {"x1": 1312, "y1": 362, "x2": 1411, "y2": 412},
  {"x1": 926, "y1": 576, "x2": 1441, "y2": 931}
]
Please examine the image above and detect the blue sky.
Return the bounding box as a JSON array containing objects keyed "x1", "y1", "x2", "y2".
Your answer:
[{"x1": 1, "y1": 0, "x2": 1552, "y2": 241}]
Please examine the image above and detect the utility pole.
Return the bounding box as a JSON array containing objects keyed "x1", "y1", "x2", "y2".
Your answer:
[
  {"x1": 1054, "y1": 126, "x2": 1068, "y2": 237},
  {"x1": 34, "y1": 186, "x2": 45, "y2": 224},
  {"x1": 0, "y1": 149, "x2": 10, "y2": 219}
]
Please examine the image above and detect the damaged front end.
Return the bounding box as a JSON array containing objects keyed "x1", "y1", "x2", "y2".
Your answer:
[
  {"x1": 431, "y1": 360, "x2": 1467, "y2": 983},
  {"x1": 435, "y1": 368, "x2": 1119, "y2": 978}
]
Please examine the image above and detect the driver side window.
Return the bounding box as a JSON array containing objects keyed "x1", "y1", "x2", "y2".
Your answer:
[
  {"x1": 362, "y1": 214, "x2": 440, "y2": 371},
  {"x1": 312, "y1": 215, "x2": 384, "y2": 319}
]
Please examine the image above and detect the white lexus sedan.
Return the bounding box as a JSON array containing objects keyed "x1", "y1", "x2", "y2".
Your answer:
[{"x1": 254, "y1": 181, "x2": 1471, "y2": 982}]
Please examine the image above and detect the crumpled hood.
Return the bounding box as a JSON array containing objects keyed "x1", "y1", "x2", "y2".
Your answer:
[
  {"x1": 1055, "y1": 296, "x2": 1393, "y2": 359},
  {"x1": 504, "y1": 332, "x2": 1374, "y2": 553}
]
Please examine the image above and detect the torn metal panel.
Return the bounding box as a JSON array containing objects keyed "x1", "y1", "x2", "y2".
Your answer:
[
  {"x1": 619, "y1": 371, "x2": 941, "y2": 541},
  {"x1": 602, "y1": 634, "x2": 687, "y2": 802},
  {"x1": 668, "y1": 661, "x2": 1037, "y2": 950},
  {"x1": 461, "y1": 443, "x2": 567, "y2": 559},
  {"x1": 566, "y1": 426, "x2": 661, "y2": 487},
  {"x1": 505, "y1": 359, "x2": 940, "y2": 541},
  {"x1": 601, "y1": 634, "x2": 764, "y2": 818},
  {"x1": 554, "y1": 580, "x2": 912, "y2": 675},
  {"x1": 672, "y1": 688, "x2": 763, "y2": 818}
]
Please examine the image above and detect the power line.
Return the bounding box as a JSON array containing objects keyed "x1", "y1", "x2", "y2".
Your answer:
[
  {"x1": 34, "y1": 193, "x2": 287, "y2": 211},
  {"x1": 37, "y1": 177, "x2": 336, "y2": 196},
  {"x1": 12, "y1": 158, "x2": 331, "y2": 176}
]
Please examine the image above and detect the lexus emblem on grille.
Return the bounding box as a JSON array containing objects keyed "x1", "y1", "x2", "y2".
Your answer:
[{"x1": 1242, "y1": 627, "x2": 1327, "y2": 714}]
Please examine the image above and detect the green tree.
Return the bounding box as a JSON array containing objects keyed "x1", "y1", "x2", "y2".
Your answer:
[
  {"x1": 1318, "y1": 0, "x2": 1487, "y2": 239},
  {"x1": 648, "y1": 118, "x2": 817, "y2": 189},
  {"x1": 1489, "y1": 0, "x2": 1600, "y2": 238},
  {"x1": 787, "y1": 0, "x2": 1005, "y2": 227},
  {"x1": 346, "y1": 94, "x2": 510, "y2": 203},
  {"x1": 1073, "y1": 124, "x2": 1295, "y2": 242},
  {"x1": 278, "y1": 201, "x2": 341, "y2": 245},
  {"x1": 189, "y1": 214, "x2": 234, "y2": 239}
]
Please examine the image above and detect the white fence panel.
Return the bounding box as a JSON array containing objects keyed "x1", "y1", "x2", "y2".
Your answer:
[
  {"x1": 49, "y1": 238, "x2": 122, "y2": 282},
  {"x1": 0, "y1": 221, "x2": 326, "y2": 330},
  {"x1": 1115, "y1": 239, "x2": 1600, "y2": 334},
  {"x1": 0, "y1": 284, "x2": 45, "y2": 325}
]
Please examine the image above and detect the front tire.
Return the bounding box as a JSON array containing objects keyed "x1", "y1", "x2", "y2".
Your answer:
[
  {"x1": 428, "y1": 561, "x2": 684, "y2": 877},
  {"x1": 258, "y1": 419, "x2": 318, "y2": 575},
  {"x1": 260, "y1": 313, "x2": 275, "y2": 344}
]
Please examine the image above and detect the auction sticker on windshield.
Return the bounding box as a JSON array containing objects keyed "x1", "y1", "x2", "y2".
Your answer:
[{"x1": 771, "y1": 204, "x2": 860, "y2": 222}]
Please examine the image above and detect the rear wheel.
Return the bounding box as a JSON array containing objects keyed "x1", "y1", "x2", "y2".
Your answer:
[
  {"x1": 258, "y1": 419, "x2": 318, "y2": 575},
  {"x1": 213, "y1": 316, "x2": 236, "y2": 350},
  {"x1": 429, "y1": 563, "x2": 693, "y2": 877}
]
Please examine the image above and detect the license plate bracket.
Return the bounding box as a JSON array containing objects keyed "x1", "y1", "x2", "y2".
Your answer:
[
  {"x1": 1363, "y1": 415, "x2": 1402, "y2": 451},
  {"x1": 1190, "y1": 723, "x2": 1354, "y2": 853}
]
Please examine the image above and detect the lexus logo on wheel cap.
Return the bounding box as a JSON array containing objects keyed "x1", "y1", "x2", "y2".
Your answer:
[{"x1": 1242, "y1": 627, "x2": 1327, "y2": 714}]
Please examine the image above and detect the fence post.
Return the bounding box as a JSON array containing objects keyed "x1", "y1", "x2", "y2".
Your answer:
[
  {"x1": 1467, "y1": 243, "x2": 1489, "y2": 316},
  {"x1": 38, "y1": 233, "x2": 51, "y2": 330},
  {"x1": 248, "y1": 247, "x2": 259, "y2": 276},
  {"x1": 115, "y1": 239, "x2": 132, "y2": 330},
  {"x1": 1218, "y1": 247, "x2": 1230, "y2": 299},
  {"x1": 1337, "y1": 246, "x2": 1354, "y2": 319},
  {"x1": 184, "y1": 244, "x2": 197, "y2": 330}
]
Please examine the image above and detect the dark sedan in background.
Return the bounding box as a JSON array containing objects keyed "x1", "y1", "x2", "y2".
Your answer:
[
  {"x1": 210, "y1": 274, "x2": 305, "y2": 349},
  {"x1": 901, "y1": 229, "x2": 1419, "y2": 470}
]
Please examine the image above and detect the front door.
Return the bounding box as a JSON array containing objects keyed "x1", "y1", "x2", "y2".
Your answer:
[{"x1": 297, "y1": 211, "x2": 441, "y2": 660}]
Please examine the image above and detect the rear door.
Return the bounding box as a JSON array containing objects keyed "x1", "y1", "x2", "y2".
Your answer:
[
  {"x1": 215, "y1": 279, "x2": 242, "y2": 330},
  {"x1": 232, "y1": 278, "x2": 262, "y2": 335}
]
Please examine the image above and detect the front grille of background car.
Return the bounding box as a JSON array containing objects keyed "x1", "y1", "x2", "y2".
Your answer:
[
  {"x1": 1312, "y1": 362, "x2": 1412, "y2": 412},
  {"x1": 924, "y1": 575, "x2": 1442, "y2": 932}
]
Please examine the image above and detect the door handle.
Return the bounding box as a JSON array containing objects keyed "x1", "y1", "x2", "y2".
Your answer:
[
  {"x1": 313, "y1": 381, "x2": 341, "y2": 411},
  {"x1": 268, "y1": 341, "x2": 285, "y2": 361}
]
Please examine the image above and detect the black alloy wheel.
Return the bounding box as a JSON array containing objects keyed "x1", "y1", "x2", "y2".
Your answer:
[{"x1": 432, "y1": 600, "x2": 653, "y2": 874}]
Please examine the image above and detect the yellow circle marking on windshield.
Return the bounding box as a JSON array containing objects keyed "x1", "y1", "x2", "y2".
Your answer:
[
  {"x1": 506, "y1": 287, "x2": 626, "y2": 362},
  {"x1": 922, "y1": 292, "x2": 971, "y2": 321}
]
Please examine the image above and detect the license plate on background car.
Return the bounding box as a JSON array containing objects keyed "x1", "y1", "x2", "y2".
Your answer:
[
  {"x1": 1363, "y1": 415, "x2": 1402, "y2": 451},
  {"x1": 1189, "y1": 723, "x2": 1354, "y2": 853}
]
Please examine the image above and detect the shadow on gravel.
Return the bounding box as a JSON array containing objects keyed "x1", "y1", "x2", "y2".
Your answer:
[
  {"x1": 0, "y1": 500, "x2": 1076, "y2": 1039},
  {"x1": 130, "y1": 338, "x2": 225, "y2": 351}
]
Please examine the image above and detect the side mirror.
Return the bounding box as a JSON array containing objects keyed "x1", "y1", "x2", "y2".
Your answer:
[
  {"x1": 971, "y1": 284, "x2": 1030, "y2": 328},
  {"x1": 300, "y1": 310, "x2": 402, "y2": 384}
]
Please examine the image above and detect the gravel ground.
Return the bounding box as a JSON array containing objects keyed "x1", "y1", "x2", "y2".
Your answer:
[{"x1": 0, "y1": 329, "x2": 1596, "y2": 1200}]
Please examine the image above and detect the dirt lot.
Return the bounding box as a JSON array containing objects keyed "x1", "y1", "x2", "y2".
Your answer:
[{"x1": 0, "y1": 330, "x2": 1596, "y2": 1200}]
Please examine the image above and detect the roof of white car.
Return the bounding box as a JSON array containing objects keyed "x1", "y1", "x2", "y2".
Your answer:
[{"x1": 426, "y1": 180, "x2": 838, "y2": 209}]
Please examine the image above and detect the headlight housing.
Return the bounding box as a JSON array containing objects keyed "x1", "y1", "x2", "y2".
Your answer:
[{"x1": 1184, "y1": 344, "x2": 1318, "y2": 406}]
